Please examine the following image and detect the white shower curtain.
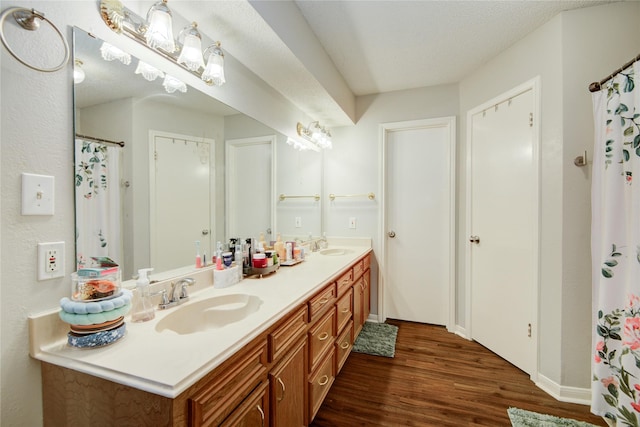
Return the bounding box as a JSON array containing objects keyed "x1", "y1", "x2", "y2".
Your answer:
[
  {"x1": 75, "y1": 139, "x2": 122, "y2": 269},
  {"x1": 592, "y1": 61, "x2": 640, "y2": 426}
]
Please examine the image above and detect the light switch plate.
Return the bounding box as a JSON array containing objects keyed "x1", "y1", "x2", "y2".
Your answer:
[{"x1": 22, "y1": 173, "x2": 55, "y2": 215}]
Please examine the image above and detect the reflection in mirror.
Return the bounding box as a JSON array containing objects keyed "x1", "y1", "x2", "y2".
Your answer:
[{"x1": 72, "y1": 27, "x2": 321, "y2": 281}]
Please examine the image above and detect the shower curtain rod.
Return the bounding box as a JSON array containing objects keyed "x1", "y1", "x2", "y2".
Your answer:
[
  {"x1": 75, "y1": 133, "x2": 125, "y2": 147},
  {"x1": 589, "y1": 53, "x2": 640, "y2": 92}
]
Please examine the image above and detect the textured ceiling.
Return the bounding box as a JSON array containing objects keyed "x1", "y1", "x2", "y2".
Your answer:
[
  {"x1": 294, "y1": 0, "x2": 616, "y2": 96},
  {"x1": 131, "y1": 1, "x2": 618, "y2": 127}
]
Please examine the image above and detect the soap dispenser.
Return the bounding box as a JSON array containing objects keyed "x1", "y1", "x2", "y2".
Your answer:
[{"x1": 131, "y1": 268, "x2": 155, "y2": 322}]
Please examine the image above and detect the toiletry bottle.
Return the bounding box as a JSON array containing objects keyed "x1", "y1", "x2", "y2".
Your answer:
[
  {"x1": 274, "y1": 233, "x2": 285, "y2": 262},
  {"x1": 215, "y1": 241, "x2": 223, "y2": 270},
  {"x1": 235, "y1": 243, "x2": 243, "y2": 280},
  {"x1": 285, "y1": 242, "x2": 293, "y2": 262},
  {"x1": 195, "y1": 240, "x2": 202, "y2": 268},
  {"x1": 131, "y1": 268, "x2": 155, "y2": 322}
]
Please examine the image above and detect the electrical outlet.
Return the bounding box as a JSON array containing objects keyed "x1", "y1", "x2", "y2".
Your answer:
[
  {"x1": 349, "y1": 217, "x2": 357, "y2": 229},
  {"x1": 295, "y1": 217, "x2": 302, "y2": 228},
  {"x1": 38, "y1": 241, "x2": 65, "y2": 280}
]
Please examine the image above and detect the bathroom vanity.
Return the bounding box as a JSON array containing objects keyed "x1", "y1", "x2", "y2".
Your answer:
[{"x1": 30, "y1": 241, "x2": 372, "y2": 426}]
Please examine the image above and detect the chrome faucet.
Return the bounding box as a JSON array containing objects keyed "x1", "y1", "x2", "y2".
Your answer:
[{"x1": 158, "y1": 277, "x2": 195, "y2": 310}]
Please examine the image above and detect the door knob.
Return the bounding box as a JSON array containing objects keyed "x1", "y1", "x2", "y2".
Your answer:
[
  {"x1": 202, "y1": 229, "x2": 210, "y2": 235},
  {"x1": 469, "y1": 235, "x2": 480, "y2": 244},
  {"x1": 388, "y1": 231, "x2": 396, "y2": 238}
]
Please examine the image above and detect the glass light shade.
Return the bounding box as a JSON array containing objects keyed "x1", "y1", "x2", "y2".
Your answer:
[
  {"x1": 73, "y1": 59, "x2": 85, "y2": 84},
  {"x1": 177, "y1": 23, "x2": 204, "y2": 71},
  {"x1": 162, "y1": 75, "x2": 187, "y2": 93},
  {"x1": 135, "y1": 60, "x2": 165, "y2": 81},
  {"x1": 100, "y1": 42, "x2": 131, "y2": 65},
  {"x1": 202, "y1": 43, "x2": 225, "y2": 86},
  {"x1": 145, "y1": 0, "x2": 176, "y2": 52}
]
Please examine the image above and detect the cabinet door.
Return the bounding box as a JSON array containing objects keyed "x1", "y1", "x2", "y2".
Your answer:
[
  {"x1": 220, "y1": 381, "x2": 269, "y2": 427},
  {"x1": 353, "y1": 278, "x2": 364, "y2": 337},
  {"x1": 363, "y1": 269, "x2": 370, "y2": 322},
  {"x1": 269, "y1": 338, "x2": 306, "y2": 427}
]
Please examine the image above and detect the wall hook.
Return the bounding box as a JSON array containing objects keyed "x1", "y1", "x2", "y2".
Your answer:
[{"x1": 574, "y1": 150, "x2": 587, "y2": 167}]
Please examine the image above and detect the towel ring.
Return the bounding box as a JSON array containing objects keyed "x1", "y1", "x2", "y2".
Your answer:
[{"x1": 0, "y1": 7, "x2": 69, "y2": 72}]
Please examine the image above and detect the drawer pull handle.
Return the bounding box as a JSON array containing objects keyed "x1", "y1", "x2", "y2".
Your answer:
[
  {"x1": 319, "y1": 297, "x2": 329, "y2": 305},
  {"x1": 318, "y1": 332, "x2": 329, "y2": 341},
  {"x1": 318, "y1": 375, "x2": 329, "y2": 386},
  {"x1": 341, "y1": 307, "x2": 349, "y2": 313},
  {"x1": 340, "y1": 341, "x2": 350, "y2": 349},
  {"x1": 257, "y1": 404, "x2": 265, "y2": 426},
  {"x1": 277, "y1": 377, "x2": 286, "y2": 402}
]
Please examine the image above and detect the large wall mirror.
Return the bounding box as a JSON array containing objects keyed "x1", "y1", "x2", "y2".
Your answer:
[{"x1": 72, "y1": 27, "x2": 321, "y2": 281}]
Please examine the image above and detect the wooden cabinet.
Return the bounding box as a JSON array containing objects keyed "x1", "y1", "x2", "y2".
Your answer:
[
  {"x1": 41, "y1": 250, "x2": 373, "y2": 427},
  {"x1": 220, "y1": 381, "x2": 269, "y2": 427},
  {"x1": 189, "y1": 342, "x2": 268, "y2": 426},
  {"x1": 308, "y1": 348, "x2": 335, "y2": 422},
  {"x1": 269, "y1": 338, "x2": 306, "y2": 427}
]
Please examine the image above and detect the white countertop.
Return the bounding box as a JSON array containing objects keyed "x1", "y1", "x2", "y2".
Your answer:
[{"x1": 29, "y1": 240, "x2": 371, "y2": 398}]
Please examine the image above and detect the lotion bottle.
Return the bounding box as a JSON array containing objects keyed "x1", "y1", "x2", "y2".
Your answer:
[
  {"x1": 131, "y1": 268, "x2": 155, "y2": 322},
  {"x1": 274, "y1": 233, "x2": 285, "y2": 261},
  {"x1": 195, "y1": 240, "x2": 202, "y2": 268}
]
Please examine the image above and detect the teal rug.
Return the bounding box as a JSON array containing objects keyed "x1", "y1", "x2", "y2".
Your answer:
[
  {"x1": 508, "y1": 408, "x2": 599, "y2": 427},
  {"x1": 352, "y1": 322, "x2": 398, "y2": 358}
]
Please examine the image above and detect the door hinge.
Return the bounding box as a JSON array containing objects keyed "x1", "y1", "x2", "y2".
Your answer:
[
  {"x1": 529, "y1": 113, "x2": 533, "y2": 127},
  {"x1": 528, "y1": 323, "x2": 532, "y2": 338},
  {"x1": 154, "y1": 151, "x2": 158, "y2": 160}
]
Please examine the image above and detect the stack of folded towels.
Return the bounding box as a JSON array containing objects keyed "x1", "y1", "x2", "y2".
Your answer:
[{"x1": 59, "y1": 267, "x2": 132, "y2": 348}]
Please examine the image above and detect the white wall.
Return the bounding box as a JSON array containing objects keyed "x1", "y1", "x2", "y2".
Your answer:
[
  {"x1": 0, "y1": 2, "x2": 319, "y2": 425},
  {"x1": 459, "y1": 1, "x2": 640, "y2": 390}
]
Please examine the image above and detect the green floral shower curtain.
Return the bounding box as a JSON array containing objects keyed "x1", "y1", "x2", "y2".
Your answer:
[
  {"x1": 592, "y1": 61, "x2": 640, "y2": 426},
  {"x1": 75, "y1": 139, "x2": 122, "y2": 269}
]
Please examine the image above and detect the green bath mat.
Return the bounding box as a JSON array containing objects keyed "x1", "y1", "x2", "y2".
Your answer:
[
  {"x1": 507, "y1": 407, "x2": 599, "y2": 427},
  {"x1": 352, "y1": 322, "x2": 398, "y2": 358}
]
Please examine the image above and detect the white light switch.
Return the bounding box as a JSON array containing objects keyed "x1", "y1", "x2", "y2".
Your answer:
[{"x1": 22, "y1": 173, "x2": 55, "y2": 215}]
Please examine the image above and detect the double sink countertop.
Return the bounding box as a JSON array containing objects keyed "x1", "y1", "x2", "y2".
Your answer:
[{"x1": 28, "y1": 239, "x2": 372, "y2": 398}]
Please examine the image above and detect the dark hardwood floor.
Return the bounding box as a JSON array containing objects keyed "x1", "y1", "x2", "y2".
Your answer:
[{"x1": 311, "y1": 319, "x2": 605, "y2": 426}]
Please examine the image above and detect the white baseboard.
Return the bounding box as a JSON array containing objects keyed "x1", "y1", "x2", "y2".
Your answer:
[
  {"x1": 453, "y1": 325, "x2": 471, "y2": 340},
  {"x1": 535, "y1": 373, "x2": 591, "y2": 405}
]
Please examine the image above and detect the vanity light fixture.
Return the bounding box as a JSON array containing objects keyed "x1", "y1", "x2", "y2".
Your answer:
[
  {"x1": 177, "y1": 22, "x2": 204, "y2": 71},
  {"x1": 100, "y1": 41, "x2": 131, "y2": 65},
  {"x1": 99, "y1": 0, "x2": 226, "y2": 87},
  {"x1": 297, "y1": 121, "x2": 333, "y2": 150},
  {"x1": 144, "y1": 0, "x2": 175, "y2": 52},
  {"x1": 286, "y1": 137, "x2": 320, "y2": 152},
  {"x1": 162, "y1": 74, "x2": 187, "y2": 93},
  {"x1": 201, "y1": 42, "x2": 225, "y2": 86},
  {"x1": 134, "y1": 60, "x2": 164, "y2": 81},
  {"x1": 73, "y1": 59, "x2": 85, "y2": 84}
]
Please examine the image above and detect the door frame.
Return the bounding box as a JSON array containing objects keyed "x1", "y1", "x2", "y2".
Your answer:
[
  {"x1": 148, "y1": 129, "x2": 216, "y2": 269},
  {"x1": 464, "y1": 77, "x2": 540, "y2": 379},
  {"x1": 225, "y1": 135, "x2": 276, "y2": 240},
  {"x1": 379, "y1": 117, "x2": 457, "y2": 331}
]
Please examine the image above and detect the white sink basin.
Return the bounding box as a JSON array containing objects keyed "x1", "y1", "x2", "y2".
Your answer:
[
  {"x1": 319, "y1": 248, "x2": 350, "y2": 256},
  {"x1": 155, "y1": 294, "x2": 262, "y2": 335}
]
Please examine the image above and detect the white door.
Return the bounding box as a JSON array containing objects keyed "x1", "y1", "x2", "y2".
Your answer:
[
  {"x1": 150, "y1": 132, "x2": 213, "y2": 272},
  {"x1": 468, "y1": 82, "x2": 538, "y2": 375},
  {"x1": 383, "y1": 117, "x2": 456, "y2": 326},
  {"x1": 226, "y1": 136, "x2": 274, "y2": 242}
]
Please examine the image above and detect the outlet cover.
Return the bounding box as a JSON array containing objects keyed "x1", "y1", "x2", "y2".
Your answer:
[
  {"x1": 38, "y1": 241, "x2": 65, "y2": 280},
  {"x1": 295, "y1": 217, "x2": 302, "y2": 228},
  {"x1": 349, "y1": 217, "x2": 357, "y2": 229},
  {"x1": 22, "y1": 173, "x2": 55, "y2": 215}
]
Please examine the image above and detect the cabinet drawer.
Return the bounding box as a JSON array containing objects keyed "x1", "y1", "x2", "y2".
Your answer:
[
  {"x1": 189, "y1": 342, "x2": 268, "y2": 427},
  {"x1": 336, "y1": 269, "x2": 353, "y2": 296},
  {"x1": 308, "y1": 309, "x2": 335, "y2": 373},
  {"x1": 363, "y1": 253, "x2": 371, "y2": 271},
  {"x1": 308, "y1": 348, "x2": 335, "y2": 423},
  {"x1": 308, "y1": 283, "x2": 336, "y2": 322},
  {"x1": 335, "y1": 320, "x2": 353, "y2": 374},
  {"x1": 335, "y1": 288, "x2": 352, "y2": 334},
  {"x1": 268, "y1": 305, "x2": 308, "y2": 362}
]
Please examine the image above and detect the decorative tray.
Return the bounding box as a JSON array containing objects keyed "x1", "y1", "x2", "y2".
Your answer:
[{"x1": 244, "y1": 264, "x2": 279, "y2": 278}]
